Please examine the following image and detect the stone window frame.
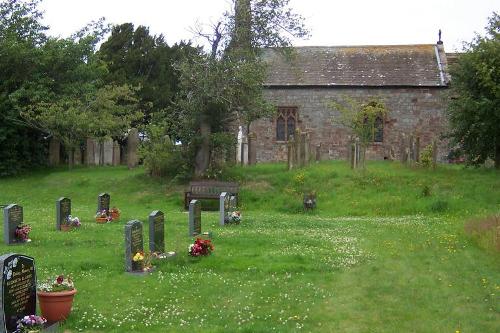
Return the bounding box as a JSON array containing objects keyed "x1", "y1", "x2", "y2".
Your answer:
[{"x1": 275, "y1": 106, "x2": 298, "y2": 142}]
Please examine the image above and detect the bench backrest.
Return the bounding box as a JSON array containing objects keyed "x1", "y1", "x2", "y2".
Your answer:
[{"x1": 189, "y1": 181, "x2": 239, "y2": 195}]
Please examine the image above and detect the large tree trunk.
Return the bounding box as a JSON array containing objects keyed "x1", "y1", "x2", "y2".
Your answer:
[
  {"x1": 68, "y1": 148, "x2": 74, "y2": 170},
  {"x1": 194, "y1": 120, "x2": 211, "y2": 177}
]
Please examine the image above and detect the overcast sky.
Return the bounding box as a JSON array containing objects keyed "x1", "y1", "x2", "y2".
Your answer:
[{"x1": 40, "y1": 0, "x2": 498, "y2": 52}]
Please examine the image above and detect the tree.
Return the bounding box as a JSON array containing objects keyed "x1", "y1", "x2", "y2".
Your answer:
[
  {"x1": 329, "y1": 97, "x2": 388, "y2": 169},
  {"x1": 0, "y1": 0, "x2": 48, "y2": 175},
  {"x1": 447, "y1": 12, "x2": 500, "y2": 168},
  {"x1": 173, "y1": 0, "x2": 308, "y2": 177}
]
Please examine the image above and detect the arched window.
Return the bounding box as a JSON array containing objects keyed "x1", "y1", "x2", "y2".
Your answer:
[{"x1": 276, "y1": 107, "x2": 298, "y2": 141}]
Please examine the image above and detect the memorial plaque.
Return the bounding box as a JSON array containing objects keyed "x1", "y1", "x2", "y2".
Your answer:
[
  {"x1": 97, "y1": 193, "x2": 110, "y2": 212},
  {"x1": 3, "y1": 205, "x2": 23, "y2": 245},
  {"x1": 188, "y1": 200, "x2": 201, "y2": 236},
  {"x1": 125, "y1": 220, "x2": 143, "y2": 272},
  {"x1": 149, "y1": 211, "x2": 164, "y2": 254},
  {"x1": 219, "y1": 192, "x2": 230, "y2": 226},
  {"x1": 56, "y1": 197, "x2": 71, "y2": 231},
  {"x1": 0, "y1": 253, "x2": 36, "y2": 333}
]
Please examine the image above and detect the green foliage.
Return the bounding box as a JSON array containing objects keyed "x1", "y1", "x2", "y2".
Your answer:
[
  {"x1": 419, "y1": 144, "x2": 434, "y2": 168},
  {"x1": 429, "y1": 199, "x2": 449, "y2": 213},
  {"x1": 420, "y1": 184, "x2": 432, "y2": 197},
  {"x1": 447, "y1": 12, "x2": 500, "y2": 168}
]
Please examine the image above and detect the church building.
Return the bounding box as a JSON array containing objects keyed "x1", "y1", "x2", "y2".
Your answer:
[{"x1": 249, "y1": 42, "x2": 451, "y2": 162}]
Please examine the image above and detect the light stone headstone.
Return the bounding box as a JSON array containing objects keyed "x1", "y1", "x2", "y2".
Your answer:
[
  {"x1": 0, "y1": 253, "x2": 36, "y2": 333},
  {"x1": 219, "y1": 192, "x2": 230, "y2": 226},
  {"x1": 112, "y1": 141, "x2": 121, "y2": 166},
  {"x1": 125, "y1": 220, "x2": 143, "y2": 273},
  {"x1": 103, "y1": 139, "x2": 113, "y2": 165},
  {"x1": 85, "y1": 138, "x2": 95, "y2": 166},
  {"x1": 3, "y1": 205, "x2": 24, "y2": 245},
  {"x1": 149, "y1": 211, "x2": 164, "y2": 254},
  {"x1": 56, "y1": 197, "x2": 71, "y2": 231},
  {"x1": 188, "y1": 200, "x2": 201, "y2": 236}
]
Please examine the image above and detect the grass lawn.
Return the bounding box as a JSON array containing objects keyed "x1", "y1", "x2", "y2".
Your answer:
[{"x1": 0, "y1": 161, "x2": 498, "y2": 332}]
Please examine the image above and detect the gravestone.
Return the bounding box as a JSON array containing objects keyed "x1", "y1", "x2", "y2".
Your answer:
[
  {"x1": 97, "y1": 193, "x2": 110, "y2": 212},
  {"x1": 148, "y1": 211, "x2": 164, "y2": 254},
  {"x1": 56, "y1": 197, "x2": 71, "y2": 231},
  {"x1": 112, "y1": 141, "x2": 121, "y2": 166},
  {"x1": 85, "y1": 138, "x2": 95, "y2": 166},
  {"x1": 219, "y1": 192, "x2": 230, "y2": 226},
  {"x1": 188, "y1": 200, "x2": 201, "y2": 236},
  {"x1": 0, "y1": 253, "x2": 36, "y2": 333},
  {"x1": 124, "y1": 220, "x2": 144, "y2": 273},
  {"x1": 48, "y1": 138, "x2": 60, "y2": 166},
  {"x1": 103, "y1": 139, "x2": 113, "y2": 165},
  {"x1": 3, "y1": 205, "x2": 24, "y2": 245}
]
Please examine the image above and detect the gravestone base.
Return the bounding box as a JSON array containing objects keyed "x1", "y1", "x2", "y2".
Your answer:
[
  {"x1": 43, "y1": 322, "x2": 59, "y2": 332},
  {"x1": 154, "y1": 251, "x2": 177, "y2": 260},
  {"x1": 198, "y1": 231, "x2": 212, "y2": 240},
  {"x1": 125, "y1": 266, "x2": 155, "y2": 276}
]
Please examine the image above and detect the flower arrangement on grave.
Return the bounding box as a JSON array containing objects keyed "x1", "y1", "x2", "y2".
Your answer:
[
  {"x1": 132, "y1": 251, "x2": 153, "y2": 272},
  {"x1": 95, "y1": 209, "x2": 112, "y2": 223},
  {"x1": 109, "y1": 206, "x2": 121, "y2": 220},
  {"x1": 15, "y1": 315, "x2": 47, "y2": 333},
  {"x1": 188, "y1": 238, "x2": 214, "y2": 257},
  {"x1": 229, "y1": 211, "x2": 241, "y2": 224},
  {"x1": 15, "y1": 224, "x2": 32, "y2": 242},
  {"x1": 63, "y1": 215, "x2": 81, "y2": 228},
  {"x1": 37, "y1": 275, "x2": 77, "y2": 322}
]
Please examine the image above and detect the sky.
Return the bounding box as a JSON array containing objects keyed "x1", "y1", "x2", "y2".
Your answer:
[{"x1": 40, "y1": 0, "x2": 498, "y2": 52}]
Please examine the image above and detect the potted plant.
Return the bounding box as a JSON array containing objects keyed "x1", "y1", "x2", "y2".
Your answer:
[
  {"x1": 109, "y1": 207, "x2": 121, "y2": 220},
  {"x1": 132, "y1": 251, "x2": 154, "y2": 272},
  {"x1": 15, "y1": 315, "x2": 47, "y2": 333},
  {"x1": 188, "y1": 238, "x2": 214, "y2": 257},
  {"x1": 15, "y1": 224, "x2": 32, "y2": 242},
  {"x1": 95, "y1": 210, "x2": 112, "y2": 223},
  {"x1": 37, "y1": 275, "x2": 76, "y2": 323},
  {"x1": 61, "y1": 215, "x2": 81, "y2": 231}
]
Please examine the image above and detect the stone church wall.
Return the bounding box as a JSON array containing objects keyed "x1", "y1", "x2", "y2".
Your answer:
[{"x1": 251, "y1": 87, "x2": 449, "y2": 162}]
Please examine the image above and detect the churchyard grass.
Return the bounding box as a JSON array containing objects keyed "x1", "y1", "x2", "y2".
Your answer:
[{"x1": 0, "y1": 162, "x2": 498, "y2": 332}]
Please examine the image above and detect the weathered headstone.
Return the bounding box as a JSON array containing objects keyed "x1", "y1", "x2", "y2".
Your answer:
[
  {"x1": 188, "y1": 200, "x2": 201, "y2": 236},
  {"x1": 219, "y1": 192, "x2": 230, "y2": 226},
  {"x1": 287, "y1": 139, "x2": 295, "y2": 171},
  {"x1": 103, "y1": 139, "x2": 113, "y2": 165},
  {"x1": 0, "y1": 253, "x2": 36, "y2": 333},
  {"x1": 85, "y1": 138, "x2": 95, "y2": 166},
  {"x1": 93, "y1": 141, "x2": 101, "y2": 165},
  {"x1": 56, "y1": 197, "x2": 71, "y2": 231},
  {"x1": 127, "y1": 128, "x2": 139, "y2": 169},
  {"x1": 97, "y1": 193, "x2": 110, "y2": 212},
  {"x1": 112, "y1": 141, "x2": 121, "y2": 166},
  {"x1": 125, "y1": 220, "x2": 144, "y2": 273},
  {"x1": 149, "y1": 211, "x2": 164, "y2": 254},
  {"x1": 73, "y1": 148, "x2": 82, "y2": 165},
  {"x1": 49, "y1": 138, "x2": 60, "y2": 166},
  {"x1": 3, "y1": 205, "x2": 24, "y2": 245}
]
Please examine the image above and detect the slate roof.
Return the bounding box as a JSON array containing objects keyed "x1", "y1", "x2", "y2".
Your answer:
[{"x1": 263, "y1": 44, "x2": 447, "y2": 87}]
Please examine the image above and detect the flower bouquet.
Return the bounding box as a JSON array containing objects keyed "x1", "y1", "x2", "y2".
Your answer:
[
  {"x1": 229, "y1": 211, "x2": 241, "y2": 224},
  {"x1": 95, "y1": 210, "x2": 112, "y2": 223},
  {"x1": 37, "y1": 275, "x2": 77, "y2": 322},
  {"x1": 15, "y1": 224, "x2": 32, "y2": 242},
  {"x1": 61, "y1": 215, "x2": 80, "y2": 231},
  {"x1": 132, "y1": 251, "x2": 153, "y2": 272},
  {"x1": 15, "y1": 315, "x2": 46, "y2": 333},
  {"x1": 109, "y1": 207, "x2": 121, "y2": 220},
  {"x1": 188, "y1": 238, "x2": 214, "y2": 257}
]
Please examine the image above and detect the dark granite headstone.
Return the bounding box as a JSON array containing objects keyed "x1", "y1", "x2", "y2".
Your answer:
[
  {"x1": 0, "y1": 253, "x2": 36, "y2": 333},
  {"x1": 56, "y1": 197, "x2": 71, "y2": 231},
  {"x1": 97, "y1": 193, "x2": 110, "y2": 212},
  {"x1": 219, "y1": 192, "x2": 230, "y2": 226},
  {"x1": 3, "y1": 205, "x2": 23, "y2": 245},
  {"x1": 188, "y1": 200, "x2": 201, "y2": 236},
  {"x1": 148, "y1": 211, "x2": 164, "y2": 254},
  {"x1": 125, "y1": 220, "x2": 143, "y2": 272}
]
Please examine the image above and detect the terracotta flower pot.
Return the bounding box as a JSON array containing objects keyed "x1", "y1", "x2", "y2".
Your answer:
[
  {"x1": 37, "y1": 289, "x2": 77, "y2": 322},
  {"x1": 95, "y1": 217, "x2": 108, "y2": 224},
  {"x1": 60, "y1": 225, "x2": 72, "y2": 232}
]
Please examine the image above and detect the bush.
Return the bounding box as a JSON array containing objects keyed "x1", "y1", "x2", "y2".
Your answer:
[
  {"x1": 464, "y1": 215, "x2": 500, "y2": 253},
  {"x1": 419, "y1": 144, "x2": 433, "y2": 168},
  {"x1": 429, "y1": 199, "x2": 449, "y2": 212},
  {"x1": 420, "y1": 184, "x2": 432, "y2": 197}
]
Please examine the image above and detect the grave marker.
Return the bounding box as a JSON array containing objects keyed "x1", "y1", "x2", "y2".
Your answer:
[
  {"x1": 3, "y1": 205, "x2": 24, "y2": 245},
  {"x1": 124, "y1": 220, "x2": 143, "y2": 273},
  {"x1": 97, "y1": 193, "x2": 110, "y2": 212},
  {"x1": 148, "y1": 211, "x2": 164, "y2": 254},
  {"x1": 219, "y1": 192, "x2": 230, "y2": 226},
  {"x1": 0, "y1": 253, "x2": 36, "y2": 333},
  {"x1": 56, "y1": 197, "x2": 71, "y2": 231},
  {"x1": 188, "y1": 200, "x2": 201, "y2": 236}
]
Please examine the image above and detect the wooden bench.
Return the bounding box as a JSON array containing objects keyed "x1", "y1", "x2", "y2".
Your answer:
[{"x1": 184, "y1": 181, "x2": 239, "y2": 210}]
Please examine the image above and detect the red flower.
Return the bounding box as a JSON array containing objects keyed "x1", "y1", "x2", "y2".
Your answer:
[{"x1": 56, "y1": 275, "x2": 64, "y2": 284}]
